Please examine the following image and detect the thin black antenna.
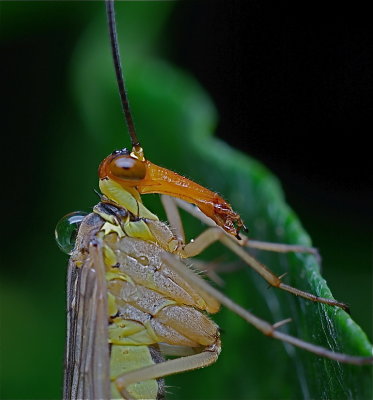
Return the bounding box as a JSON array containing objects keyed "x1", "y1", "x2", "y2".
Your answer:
[{"x1": 105, "y1": 0, "x2": 140, "y2": 147}]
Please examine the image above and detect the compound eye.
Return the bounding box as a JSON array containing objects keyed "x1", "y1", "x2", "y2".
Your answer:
[{"x1": 109, "y1": 155, "x2": 146, "y2": 180}]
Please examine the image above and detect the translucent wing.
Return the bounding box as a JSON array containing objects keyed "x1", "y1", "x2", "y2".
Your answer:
[{"x1": 64, "y1": 214, "x2": 110, "y2": 399}]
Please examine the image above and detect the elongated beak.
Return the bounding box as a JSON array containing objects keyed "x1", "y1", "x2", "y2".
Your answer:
[
  {"x1": 99, "y1": 151, "x2": 244, "y2": 237},
  {"x1": 137, "y1": 161, "x2": 244, "y2": 237}
]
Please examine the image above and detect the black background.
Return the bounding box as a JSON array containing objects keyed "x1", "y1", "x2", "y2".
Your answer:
[{"x1": 170, "y1": 1, "x2": 372, "y2": 220}]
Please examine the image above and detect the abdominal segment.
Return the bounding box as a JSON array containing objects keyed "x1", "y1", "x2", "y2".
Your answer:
[{"x1": 105, "y1": 235, "x2": 220, "y2": 399}]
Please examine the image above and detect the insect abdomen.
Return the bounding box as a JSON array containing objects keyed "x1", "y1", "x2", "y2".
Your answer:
[
  {"x1": 105, "y1": 234, "x2": 220, "y2": 398},
  {"x1": 110, "y1": 345, "x2": 163, "y2": 399}
]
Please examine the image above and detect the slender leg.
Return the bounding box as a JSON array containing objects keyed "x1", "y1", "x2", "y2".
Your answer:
[
  {"x1": 161, "y1": 194, "x2": 185, "y2": 243},
  {"x1": 182, "y1": 227, "x2": 349, "y2": 311},
  {"x1": 244, "y1": 239, "x2": 321, "y2": 262},
  {"x1": 161, "y1": 253, "x2": 373, "y2": 366},
  {"x1": 161, "y1": 196, "x2": 349, "y2": 312},
  {"x1": 113, "y1": 251, "x2": 372, "y2": 398},
  {"x1": 173, "y1": 197, "x2": 319, "y2": 257},
  {"x1": 160, "y1": 196, "x2": 372, "y2": 364},
  {"x1": 115, "y1": 341, "x2": 220, "y2": 398}
]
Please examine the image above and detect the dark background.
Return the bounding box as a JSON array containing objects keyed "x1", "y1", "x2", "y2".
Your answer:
[
  {"x1": 173, "y1": 2, "x2": 372, "y2": 217},
  {"x1": 1, "y1": 1, "x2": 372, "y2": 399}
]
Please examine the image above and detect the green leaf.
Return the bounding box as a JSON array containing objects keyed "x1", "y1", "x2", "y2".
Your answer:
[{"x1": 70, "y1": 3, "x2": 372, "y2": 400}]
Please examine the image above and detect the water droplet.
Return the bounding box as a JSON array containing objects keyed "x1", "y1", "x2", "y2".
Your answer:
[{"x1": 55, "y1": 211, "x2": 88, "y2": 255}]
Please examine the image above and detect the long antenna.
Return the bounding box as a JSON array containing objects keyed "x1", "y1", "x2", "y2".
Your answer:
[{"x1": 105, "y1": 0, "x2": 140, "y2": 147}]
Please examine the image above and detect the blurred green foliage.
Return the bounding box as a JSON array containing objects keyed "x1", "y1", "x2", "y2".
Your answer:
[{"x1": 1, "y1": 2, "x2": 371, "y2": 399}]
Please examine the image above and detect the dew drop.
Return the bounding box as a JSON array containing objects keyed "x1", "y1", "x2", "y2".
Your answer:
[{"x1": 55, "y1": 211, "x2": 88, "y2": 255}]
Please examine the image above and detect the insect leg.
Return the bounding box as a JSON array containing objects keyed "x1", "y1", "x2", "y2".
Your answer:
[
  {"x1": 173, "y1": 196, "x2": 318, "y2": 256},
  {"x1": 114, "y1": 341, "x2": 221, "y2": 398},
  {"x1": 161, "y1": 194, "x2": 185, "y2": 243},
  {"x1": 161, "y1": 195, "x2": 231, "y2": 284},
  {"x1": 165, "y1": 196, "x2": 349, "y2": 312},
  {"x1": 243, "y1": 239, "x2": 320, "y2": 261},
  {"x1": 186, "y1": 228, "x2": 349, "y2": 311},
  {"x1": 161, "y1": 253, "x2": 373, "y2": 366}
]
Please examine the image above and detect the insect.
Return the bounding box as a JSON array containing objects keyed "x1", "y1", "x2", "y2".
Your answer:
[{"x1": 55, "y1": 1, "x2": 373, "y2": 399}]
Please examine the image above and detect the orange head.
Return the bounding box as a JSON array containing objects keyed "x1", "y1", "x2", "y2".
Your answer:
[{"x1": 99, "y1": 147, "x2": 245, "y2": 238}]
